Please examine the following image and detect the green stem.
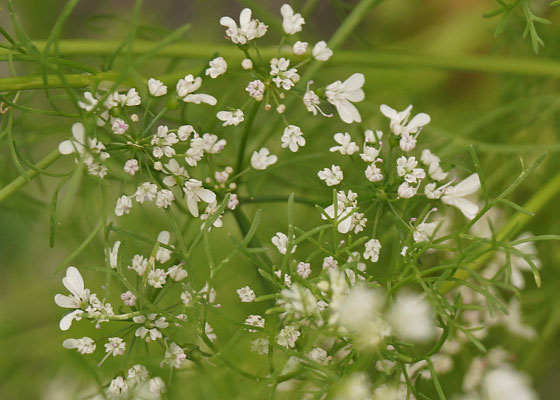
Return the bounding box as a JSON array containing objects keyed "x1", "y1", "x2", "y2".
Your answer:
[
  {"x1": 235, "y1": 101, "x2": 260, "y2": 180},
  {"x1": 0, "y1": 148, "x2": 62, "y2": 203}
]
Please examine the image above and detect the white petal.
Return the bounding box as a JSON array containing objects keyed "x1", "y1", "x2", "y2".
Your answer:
[
  {"x1": 219, "y1": 16, "x2": 236, "y2": 29},
  {"x1": 239, "y1": 8, "x2": 252, "y2": 26},
  {"x1": 59, "y1": 310, "x2": 81, "y2": 331},
  {"x1": 157, "y1": 231, "x2": 170, "y2": 245},
  {"x1": 452, "y1": 173, "x2": 481, "y2": 197},
  {"x1": 62, "y1": 338, "x2": 79, "y2": 349},
  {"x1": 342, "y1": 73, "x2": 365, "y2": 91},
  {"x1": 452, "y1": 197, "x2": 479, "y2": 220},
  {"x1": 337, "y1": 100, "x2": 361, "y2": 124},
  {"x1": 197, "y1": 188, "x2": 216, "y2": 204},
  {"x1": 54, "y1": 294, "x2": 80, "y2": 308},
  {"x1": 63, "y1": 266, "x2": 85, "y2": 298},
  {"x1": 71, "y1": 122, "x2": 85, "y2": 144},
  {"x1": 58, "y1": 140, "x2": 76, "y2": 155},
  {"x1": 186, "y1": 195, "x2": 199, "y2": 217},
  {"x1": 408, "y1": 113, "x2": 431, "y2": 130},
  {"x1": 379, "y1": 104, "x2": 398, "y2": 120}
]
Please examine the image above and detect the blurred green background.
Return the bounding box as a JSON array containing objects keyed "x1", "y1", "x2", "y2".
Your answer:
[{"x1": 1, "y1": 0, "x2": 560, "y2": 398}]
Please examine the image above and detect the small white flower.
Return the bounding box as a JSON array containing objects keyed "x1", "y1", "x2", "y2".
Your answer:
[
  {"x1": 270, "y1": 57, "x2": 300, "y2": 90},
  {"x1": 155, "y1": 189, "x2": 174, "y2": 209},
  {"x1": 205, "y1": 322, "x2": 217, "y2": 342},
  {"x1": 237, "y1": 286, "x2": 256, "y2": 302},
  {"x1": 413, "y1": 219, "x2": 439, "y2": 243},
  {"x1": 271, "y1": 232, "x2": 296, "y2": 254},
  {"x1": 246, "y1": 80, "x2": 265, "y2": 100},
  {"x1": 206, "y1": 57, "x2": 227, "y2": 78},
  {"x1": 326, "y1": 73, "x2": 365, "y2": 124},
  {"x1": 148, "y1": 78, "x2": 167, "y2": 96},
  {"x1": 108, "y1": 376, "x2": 128, "y2": 396},
  {"x1": 168, "y1": 264, "x2": 188, "y2": 281},
  {"x1": 228, "y1": 193, "x2": 239, "y2": 210},
  {"x1": 397, "y1": 182, "x2": 417, "y2": 199},
  {"x1": 148, "y1": 377, "x2": 166, "y2": 395},
  {"x1": 293, "y1": 41, "x2": 308, "y2": 55},
  {"x1": 318, "y1": 165, "x2": 343, "y2": 186},
  {"x1": 217, "y1": 109, "x2": 244, "y2": 126},
  {"x1": 156, "y1": 231, "x2": 173, "y2": 263},
  {"x1": 111, "y1": 118, "x2": 129, "y2": 135},
  {"x1": 251, "y1": 338, "x2": 269, "y2": 355},
  {"x1": 441, "y1": 173, "x2": 481, "y2": 220},
  {"x1": 281, "y1": 124, "x2": 305, "y2": 152},
  {"x1": 135, "y1": 182, "x2": 158, "y2": 203},
  {"x1": 120, "y1": 291, "x2": 137, "y2": 306},
  {"x1": 296, "y1": 262, "x2": 311, "y2": 278},
  {"x1": 312, "y1": 40, "x2": 333, "y2": 61},
  {"x1": 162, "y1": 342, "x2": 187, "y2": 368},
  {"x1": 78, "y1": 91, "x2": 98, "y2": 112},
  {"x1": 177, "y1": 74, "x2": 217, "y2": 105},
  {"x1": 330, "y1": 132, "x2": 359, "y2": 155},
  {"x1": 119, "y1": 88, "x2": 142, "y2": 106},
  {"x1": 388, "y1": 292, "x2": 435, "y2": 342},
  {"x1": 148, "y1": 268, "x2": 167, "y2": 288},
  {"x1": 123, "y1": 159, "x2": 139, "y2": 175},
  {"x1": 220, "y1": 8, "x2": 268, "y2": 44},
  {"x1": 380, "y1": 104, "x2": 430, "y2": 136},
  {"x1": 365, "y1": 163, "x2": 384, "y2": 182},
  {"x1": 178, "y1": 125, "x2": 195, "y2": 141},
  {"x1": 277, "y1": 325, "x2": 300, "y2": 348},
  {"x1": 251, "y1": 147, "x2": 277, "y2": 170},
  {"x1": 128, "y1": 255, "x2": 148, "y2": 276},
  {"x1": 241, "y1": 58, "x2": 253, "y2": 70},
  {"x1": 245, "y1": 315, "x2": 265, "y2": 332},
  {"x1": 127, "y1": 364, "x2": 149, "y2": 384},
  {"x1": 322, "y1": 203, "x2": 354, "y2": 234},
  {"x1": 105, "y1": 337, "x2": 126, "y2": 356},
  {"x1": 109, "y1": 241, "x2": 120, "y2": 269},
  {"x1": 364, "y1": 239, "x2": 381, "y2": 262},
  {"x1": 280, "y1": 4, "x2": 305, "y2": 35},
  {"x1": 62, "y1": 337, "x2": 96, "y2": 354},
  {"x1": 481, "y1": 366, "x2": 538, "y2": 400},
  {"x1": 308, "y1": 347, "x2": 330, "y2": 364},
  {"x1": 183, "y1": 179, "x2": 216, "y2": 217},
  {"x1": 58, "y1": 122, "x2": 87, "y2": 155}
]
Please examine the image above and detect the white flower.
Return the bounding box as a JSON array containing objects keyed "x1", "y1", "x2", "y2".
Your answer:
[
  {"x1": 271, "y1": 232, "x2": 296, "y2": 254},
  {"x1": 119, "y1": 88, "x2": 142, "y2": 106},
  {"x1": 156, "y1": 231, "x2": 173, "y2": 263},
  {"x1": 308, "y1": 347, "x2": 330, "y2": 365},
  {"x1": 388, "y1": 292, "x2": 435, "y2": 342},
  {"x1": 241, "y1": 58, "x2": 253, "y2": 70},
  {"x1": 206, "y1": 57, "x2": 227, "y2": 78},
  {"x1": 151, "y1": 125, "x2": 179, "y2": 158},
  {"x1": 147, "y1": 268, "x2": 167, "y2": 288},
  {"x1": 312, "y1": 40, "x2": 333, "y2": 61},
  {"x1": 217, "y1": 109, "x2": 244, "y2": 126},
  {"x1": 177, "y1": 74, "x2": 217, "y2": 105},
  {"x1": 281, "y1": 124, "x2": 305, "y2": 152},
  {"x1": 365, "y1": 163, "x2": 384, "y2": 182},
  {"x1": 251, "y1": 338, "x2": 269, "y2": 355},
  {"x1": 58, "y1": 122, "x2": 87, "y2": 155},
  {"x1": 135, "y1": 182, "x2": 158, "y2": 203},
  {"x1": 277, "y1": 325, "x2": 300, "y2": 348},
  {"x1": 134, "y1": 313, "x2": 169, "y2": 342},
  {"x1": 380, "y1": 104, "x2": 430, "y2": 136},
  {"x1": 105, "y1": 337, "x2": 126, "y2": 356},
  {"x1": 282, "y1": 284, "x2": 319, "y2": 317},
  {"x1": 296, "y1": 262, "x2": 311, "y2": 278},
  {"x1": 78, "y1": 91, "x2": 98, "y2": 112},
  {"x1": 251, "y1": 147, "x2": 277, "y2": 170},
  {"x1": 205, "y1": 322, "x2": 217, "y2": 342},
  {"x1": 123, "y1": 159, "x2": 139, "y2": 175},
  {"x1": 413, "y1": 220, "x2": 439, "y2": 243},
  {"x1": 293, "y1": 40, "x2": 308, "y2": 55},
  {"x1": 109, "y1": 241, "x2": 120, "y2": 269},
  {"x1": 120, "y1": 291, "x2": 137, "y2": 306},
  {"x1": 111, "y1": 118, "x2": 129, "y2": 135},
  {"x1": 246, "y1": 80, "x2": 265, "y2": 100},
  {"x1": 228, "y1": 194, "x2": 239, "y2": 210},
  {"x1": 326, "y1": 73, "x2": 365, "y2": 124},
  {"x1": 127, "y1": 364, "x2": 149, "y2": 385},
  {"x1": 318, "y1": 165, "x2": 343, "y2": 186},
  {"x1": 322, "y1": 203, "x2": 354, "y2": 234},
  {"x1": 397, "y1": 182, "x2": 417, "y2": 199},
  {"x1": 62, "y1": 337, "x2": 96, "y2": 354},
  {"x1": 280, "y1": 4, "x2": 305, "y2": 35},
  {"x1": 441, "y1": 173, "x2": 481, "y2": 219},
  {"x1": 364, "y1": 239, "x2": 381, "y2": 262},
  {"x1": 162, "y1": 342, "x2": 187, "y2": 368},
  {"x1": 155, "y1": 189, "x2": 174, "y2": 209},
  {"x1": 168, "y1": 264, "x2": 188, "y2": 281},
  {"x1": 481, "y1": 366, "x2": 537, "y2": 400},
  {"x1": 178, "y1": 125, "x2": 195, "y2": 141},
  {"x1": 245, "y1": 315, "x2": 265, "y2": 332},
  {"x1": 360, "y1": 145, "x2": 380, "y2": 162},
  {"x1": 183, "y1": 179, "x2": 216, "y2": 217},
  {"x1": 108, "y1": 376, "x2": 128, "y2": 396},
  {"x1": 148, "y1": 78, "x2": 167, "y2": 96},
  {"x1": 54, "y1": 266, "x2": 90, "y2": 311},
  {"x1": 128, "y1": 255, "x2": 148, "y2": 276},
  {"x1": 270, "y1": 58, "x2": 300, "y2": 90},
  {"x1": 237, "y1": 286, "x2": 256, "y2": 302},
  {"x1": 220, "y1": 8, "x2": 267, "y2": 44},
  {"x1": 330, "y1": 132, "x2": 359, "y2": 155},
  {"x1": 148, "y1": 377, "x2": 166, "y2": 395}
]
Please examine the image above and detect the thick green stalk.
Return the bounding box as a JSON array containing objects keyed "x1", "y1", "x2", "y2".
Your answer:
[
  {"x1": 440, "y1": 169, "x2": 560, "y2": 293},
  {"x1": 0, "y1": 148, "x2": 62, "y2": 203}
]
